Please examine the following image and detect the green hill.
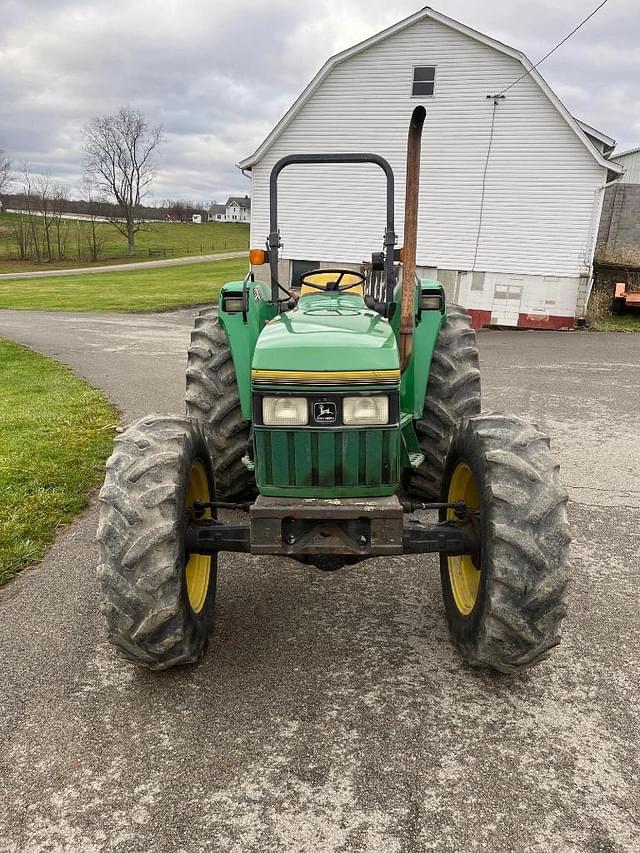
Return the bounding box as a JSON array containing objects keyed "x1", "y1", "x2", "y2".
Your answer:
[{"x1": 0, "y1": 212, "x2": 249, "y2": 273}]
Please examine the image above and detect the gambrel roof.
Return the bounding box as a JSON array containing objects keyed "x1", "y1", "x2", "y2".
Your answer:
[{"x1": 239, "y1": 6, "x2": 621, "y2": 175}]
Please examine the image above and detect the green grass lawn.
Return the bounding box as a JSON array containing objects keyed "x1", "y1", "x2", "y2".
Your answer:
[
  {"x1": 0, "y1": 213, "x2": 249, "y2": 272},
  {"x1": 0, "y1": 340, "x2": 117, "y2": 585},
  {"x1": 0, "y1": 257, "x2": 248, "y2": 312},
  {"x1": 592, "y1": 314, "x2": 640, "y2": 332}
]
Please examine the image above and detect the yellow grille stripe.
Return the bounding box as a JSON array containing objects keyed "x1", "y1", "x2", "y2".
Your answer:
[{"x1": 252, "y1": 369, "x2": 400, "y2": 385}]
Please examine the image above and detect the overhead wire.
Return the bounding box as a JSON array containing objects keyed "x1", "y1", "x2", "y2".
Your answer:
[
  {"x1": 471, "y1": 98, "x2": 499, "y2": 273},
  {"x1": 470, "y1": 0, "x2": 612, "y2": 272},
  {"x1": 498, "y1": 0, "x2": 611, "y2": 96}
]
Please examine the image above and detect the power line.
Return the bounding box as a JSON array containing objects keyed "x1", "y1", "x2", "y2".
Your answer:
[
  {"x1": 471, "y1": 0, "x2": 612, "y2": 270},
  {"x1": 471, "y1": 0, "x2": 611, "y2": 274},
  {"x1": 499, "y1": 0, "x2": 611, "y2": 96},
  {"x1": 471, "y1": 99, "x2": 499, "y2": 272}
]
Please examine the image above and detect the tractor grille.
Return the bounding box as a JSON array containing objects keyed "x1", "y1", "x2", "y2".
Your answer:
[{"x1": 253, "y1": 427, "x2": 400, "y2": 495}]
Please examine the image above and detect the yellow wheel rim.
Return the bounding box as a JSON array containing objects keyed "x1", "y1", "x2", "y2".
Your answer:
[
  {"x1": 184, "y1": 460, "x2": 212, "y2": 614},
  {"x1": 447, "y1": 462, "x2": 481, "y2": 616}
]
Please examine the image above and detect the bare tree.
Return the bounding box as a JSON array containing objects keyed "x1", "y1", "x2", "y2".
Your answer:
[
  {"x1": 22, "y1": 166, "x2": 42, "y2": 262},
  {"x1": 12, "y1": 213, "x2": 31, "y2": 260},
  {"x1": 81, "y1": 178, "x2": 106, "y2": 262},
  {"x1": 50, "y1": 184, "x2": 70, "y2": 260},
  {"x1": 1, "y1": 152, "x2": 29, "y2": 260},
  {"x1": 34, "y1": 173, "x2": 55, "y2": 261},
  {"x1": 0, "y1": 149, "x2": 11, "y2": 201},
  {"x1": 9, "y1": 166, "x2": 71, "y2": 263},
  {"x1": 83, "y1": 106, "x2": 163, "y2": 256}
]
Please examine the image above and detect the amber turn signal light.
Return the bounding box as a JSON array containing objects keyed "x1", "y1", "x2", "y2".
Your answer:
[{"x1": 249, "y1": 248, "x2": 267, "y2": 265}]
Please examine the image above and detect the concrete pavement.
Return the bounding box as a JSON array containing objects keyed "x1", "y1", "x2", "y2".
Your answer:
[
  {"x1": 0, "y1": 309, "x2": 638, "y2": 852},
  {"x1": 0, "y1": 251, "x2": 246, "y2": 280}
]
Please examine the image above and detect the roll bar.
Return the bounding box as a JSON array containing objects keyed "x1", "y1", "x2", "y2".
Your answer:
[{"x1": 268, "y1": 153, "x2": 397, "y2": 305}]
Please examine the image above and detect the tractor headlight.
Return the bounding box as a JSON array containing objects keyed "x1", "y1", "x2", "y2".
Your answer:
[
  {"x1": 222, "y1": 294, "x2": 244, "y2": 313},
  {"x1": 343, "y1": 396, "x2": 389, "y2": 426},
  {"x1": 420, "y1": 291, "x2": 444, "y2": 311},
  {"x1": 263, "y1": 397, "x2": 308, "y2": 426}
]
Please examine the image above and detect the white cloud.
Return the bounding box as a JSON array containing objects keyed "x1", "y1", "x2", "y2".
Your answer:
[{"x1": 0, "y1": 0, "x2": 637, "y2": 201}]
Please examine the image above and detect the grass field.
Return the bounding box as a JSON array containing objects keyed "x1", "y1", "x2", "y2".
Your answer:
[
  {"x1": 0, "y1": 257, "x2": 247, "y2": 312},
  {"x1": 0, "y1": 212, "x2": 249, "y2": 273},
  {"x1": 586, "y1": 288, "x2": 640, "y2": 332},
  {"x1": 592, "y1": 314, "x2": 640, "y2": 332},
  {"x1": 0, "y1": 340, "x2": 117, "y2": 585}
]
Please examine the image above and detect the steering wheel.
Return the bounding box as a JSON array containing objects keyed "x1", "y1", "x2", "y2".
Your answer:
[{"x1": 299, "y1": 268, "x2": 366, "y2": 292}]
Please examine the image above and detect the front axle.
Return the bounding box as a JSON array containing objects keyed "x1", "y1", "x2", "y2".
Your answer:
[{"x1": 184, "y1": 495, "x2": 478, "y2": 561}]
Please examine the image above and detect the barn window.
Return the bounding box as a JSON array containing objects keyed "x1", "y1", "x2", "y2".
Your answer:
[{"x1": 412, "y1": 66, "x2": 436, "y2": 97}]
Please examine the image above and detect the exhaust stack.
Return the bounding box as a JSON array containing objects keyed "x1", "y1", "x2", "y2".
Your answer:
[{"x1": 399, "y1": 106, "x2": 426, "y2": 371}]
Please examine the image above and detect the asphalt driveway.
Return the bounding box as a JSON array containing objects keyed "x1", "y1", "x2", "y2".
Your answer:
[{"x1": 0, "y1": 309, "x2": 638, "y2": 853}]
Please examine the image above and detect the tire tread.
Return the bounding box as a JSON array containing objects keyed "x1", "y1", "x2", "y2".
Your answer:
[
  {"x1": 185, "y1": 308, "x2": 254, "y2": 501},
  {"x1": 97, "y1": 414, "x2": 214, "y2": 669},
  {"x1": 444, "y1": 413, "x2": 570, "y2": 673},
  {"x1": 407, "y1": 304, "x2": 481, "y2": 500}
]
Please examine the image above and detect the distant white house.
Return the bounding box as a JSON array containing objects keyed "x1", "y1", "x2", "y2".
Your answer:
[
  {"x1": 208, "y1": 203, "x2": 226, "y2": 221},
  {"x1": 240, "y1": 6, "x2": 622, "y2": 329},
  {"x1": 208, "y1": 196, "x2": 251, "y2": 223}
]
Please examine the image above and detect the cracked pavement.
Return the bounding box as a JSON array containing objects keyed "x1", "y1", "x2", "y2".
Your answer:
[{"x1": 0, "y1": 309, "x2": 638, "y2": 852}]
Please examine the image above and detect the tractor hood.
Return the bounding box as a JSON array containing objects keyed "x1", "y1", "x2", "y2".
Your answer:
[{"x1": 252, "y1": 294, "x2": 399, "y2": 373}]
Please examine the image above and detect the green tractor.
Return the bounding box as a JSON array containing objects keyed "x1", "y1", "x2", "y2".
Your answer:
[{"x1": 97, "y1": 108, "x2": 569, "y2": 673}]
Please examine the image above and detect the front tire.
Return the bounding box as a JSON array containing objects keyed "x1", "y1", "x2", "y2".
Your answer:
[
  {"x1": 407, "y1": 304, "x2": 481, "y2": 500},
  {"x1": 97, "y1": 414, "x2": 217, "y2": 669},
  {"x1": 440, "y1": 413, "x2": 570, "y2": 673},
  {"x1": 185, "y1": 308, "x2": 255, "y2": 501}
]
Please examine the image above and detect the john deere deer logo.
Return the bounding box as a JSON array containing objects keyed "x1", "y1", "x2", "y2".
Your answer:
[{"x1": 314, "y1": 402, "x2": 337, "y2": 424}]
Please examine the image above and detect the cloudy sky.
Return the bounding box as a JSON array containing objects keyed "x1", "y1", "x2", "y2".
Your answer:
[{"x1": 1, "y1": 0, "x2": 638, "y2": 203}]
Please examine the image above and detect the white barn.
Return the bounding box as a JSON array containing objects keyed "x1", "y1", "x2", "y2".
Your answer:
[{"x1": 240, "y1": 6, "x2": 621, "y2": 329}]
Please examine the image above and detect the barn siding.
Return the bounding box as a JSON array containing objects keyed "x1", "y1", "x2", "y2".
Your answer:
[
  {"x1": 612, "y1": 150, "x2": 640, "y2": 184},
  {"x1": 249, "y1": 17, "x2": 606, "y2": 285}
]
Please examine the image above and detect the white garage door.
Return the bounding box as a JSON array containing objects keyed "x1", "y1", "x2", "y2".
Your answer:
[{"x1": 490, "y1": 280, "x2": 523, "y2": 326}]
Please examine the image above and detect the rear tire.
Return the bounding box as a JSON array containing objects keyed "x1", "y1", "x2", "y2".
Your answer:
[
  {"x1": 97, "y1": 414, "x2": 217, "y2": 669},
  {"x1": 185, "y1": 308, "x2": 255, "y2": 501},
  {"x1": 440, "y1": 413, "x2": 570, "y2": 673},
  {"x1": 407, "y1": 304, "x2": 481, "y2": 500}
]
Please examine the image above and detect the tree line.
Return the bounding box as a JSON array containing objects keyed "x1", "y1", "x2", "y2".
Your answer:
[{"x1": 1, "y1": 191, "x2": 190, "y2": 222}]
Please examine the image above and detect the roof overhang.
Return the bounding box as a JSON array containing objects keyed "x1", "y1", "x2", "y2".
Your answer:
[
  {"x1": 613, "y1": 145, "x2": 640, "y2": 160},
  {"x1": 238, "y1": 5, "x2": 621, "y2": 175},
  {"x1": 575, "y1": 118, "x2": 616, "y2": 154}
]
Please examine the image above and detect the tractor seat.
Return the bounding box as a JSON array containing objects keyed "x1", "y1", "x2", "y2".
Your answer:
[{"x1": 299, "y1": 270, "x2": 365, "y2": 297}]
